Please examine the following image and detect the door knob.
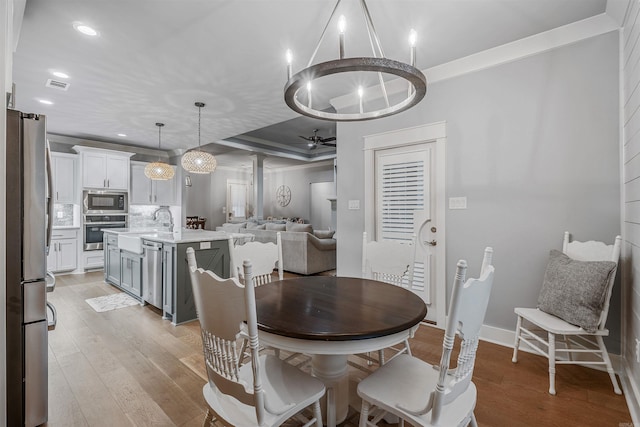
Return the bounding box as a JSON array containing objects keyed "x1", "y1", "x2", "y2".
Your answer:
[{"x1": 425, "y1": 240, "x2": 437, "y2": 246}]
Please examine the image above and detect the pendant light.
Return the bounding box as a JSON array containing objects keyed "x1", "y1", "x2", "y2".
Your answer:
[
  {"x1": 181, "y1": 102, "x2": 217, "y2": 174},
  {"x1": 144, "y1": 123, "x2": 175, "y2": 180}
]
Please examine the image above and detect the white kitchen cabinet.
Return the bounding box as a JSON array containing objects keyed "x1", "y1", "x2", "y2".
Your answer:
[
  {"x1": 130, "y1": 162, "x2": 177, "y2": 206},
  {"x1": 73, "y1": 146, "x2": 133, "y2": 190},
  {"x1": 50, "y1": 153, "x2": 77, "y2": 203},
  {"x1": 47, "y1": 229, "x2": 78, "y2": 272}
]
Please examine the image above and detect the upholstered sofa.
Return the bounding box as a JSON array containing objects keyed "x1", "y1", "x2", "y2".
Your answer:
[{"x1": 216, "y1": 221, "x2": 336, "y2": 275}]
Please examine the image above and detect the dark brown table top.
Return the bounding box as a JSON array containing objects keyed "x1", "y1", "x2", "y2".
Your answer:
[{"x1": 255, "y1": 276, "x2": 428, "y2": 341}]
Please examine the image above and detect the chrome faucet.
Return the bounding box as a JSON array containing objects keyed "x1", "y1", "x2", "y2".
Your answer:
[{"x1": 153, "y1": 206, "x2": 174, "y2": 232}]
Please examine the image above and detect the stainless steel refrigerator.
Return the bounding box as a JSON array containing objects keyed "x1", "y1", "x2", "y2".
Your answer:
[{"x1": 6, "y1": 109, "x2": 51, "y2": 426}]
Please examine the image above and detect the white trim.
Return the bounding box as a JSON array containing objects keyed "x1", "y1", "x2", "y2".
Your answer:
[
  {"x1": 364, "y1": 122, "x2": 447, "y2": 327},
  {"x1": 264, "y1": 159, "x2": 335, "y2": 173},
  {"x1": 332, "y1": 14, "x2": 619, "y2": 110},
  {"x1": 607, "y1": 0, "x2": 632, "y2": 28},
  {"x1": 622, "y1": 360, "x2": 640, "y2": 426}
]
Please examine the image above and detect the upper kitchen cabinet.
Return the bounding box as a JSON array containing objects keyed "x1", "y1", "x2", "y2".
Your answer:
[
  {"x1": 130, "y1": 161, "x2": 177, "y2": 206},
  {"x1": 72, "y1": 146, "x2": 134, "y2": 190},
  {"x1": 50, "y1": 152, "x2": 77, "y2": 203}
]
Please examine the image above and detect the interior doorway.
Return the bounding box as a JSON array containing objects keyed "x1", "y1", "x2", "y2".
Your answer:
[
  {"x1": 309, "y1": 182, "x2": 334, "y2": 231},
  {"x1": 226, "y1": 180, "x2": 249, "y2": 222}
]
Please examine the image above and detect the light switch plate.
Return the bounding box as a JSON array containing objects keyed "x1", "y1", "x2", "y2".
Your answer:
[
  {"x1": 449, "y1": 197, "x2": 467, "y2": 209},
  {"x1": 348, "y1": 200, "x2": 360, "y2": 210}
]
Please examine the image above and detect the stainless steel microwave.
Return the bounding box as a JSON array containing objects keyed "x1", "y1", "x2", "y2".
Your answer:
[{"x1": 83, "y1": 190, "x2": 128, "y2": 214}]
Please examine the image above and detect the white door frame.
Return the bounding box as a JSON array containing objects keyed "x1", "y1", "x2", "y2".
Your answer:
[
  {"x1": 364, "y1": 121, "x2": 447, "y2": 328},
  {"x1": 226, "y1": 179, "x2": 249, "y2": 221}
]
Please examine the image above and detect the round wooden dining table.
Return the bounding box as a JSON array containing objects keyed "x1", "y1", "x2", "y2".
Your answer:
[{"x1": 255, "y1": 276, "x2": 427, "y2": 427}]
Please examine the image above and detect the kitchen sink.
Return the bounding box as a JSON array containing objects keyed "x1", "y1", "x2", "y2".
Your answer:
[
  {"x1": 117, "y1": 233, "x2": 145, "y2": 254},
  {"x1": 117, "y1": 231, "x2": 174, "y2": 254}
]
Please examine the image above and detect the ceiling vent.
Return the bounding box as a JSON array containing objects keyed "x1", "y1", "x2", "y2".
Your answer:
[{"x1": 45, "y1": 79, "x2": 70, "y2": 91}]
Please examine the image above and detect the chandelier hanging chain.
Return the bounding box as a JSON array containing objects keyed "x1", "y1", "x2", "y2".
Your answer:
[
  {"x1": 359, "y1": 0, "x2": 390, "y2": 107},
  {"x1": 306, "y1": 0, "x2": 343, "y2": 68},
  {"x1": 360, "y1": 0, "x2": 385, "y2": 58}
]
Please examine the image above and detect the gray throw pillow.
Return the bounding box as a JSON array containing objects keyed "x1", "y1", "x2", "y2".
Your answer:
[
  {"x1": 537, "y1": 249, "x2": 616, "y2": 333},
  {"x1": 314, "y1": 230, "x2": 335, "y2": 239},
  {"x1": 285, "y1": 222, "x2": 313, "y2": 233},
  {"x1": 265, "y1": 223, "x2": 286, "y2": 231}
]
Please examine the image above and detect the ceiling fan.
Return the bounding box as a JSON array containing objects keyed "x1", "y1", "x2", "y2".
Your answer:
[{"x1": 298, "y1": 129, "x2": 336, "y2": 149}]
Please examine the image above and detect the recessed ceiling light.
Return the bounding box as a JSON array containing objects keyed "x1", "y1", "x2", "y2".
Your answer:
[
  {"x1": 52, "y1": 71, "x2": 69, "y2": 79},
  {"x1": 73, "y1": 22, "x2": 98, "y2": 36},
  {"x1": 38, "y1": 99, "x2": 53, "y2": 105},
  {"x1": 117, "y1": 133, "x2": 127, "y2": 137}
]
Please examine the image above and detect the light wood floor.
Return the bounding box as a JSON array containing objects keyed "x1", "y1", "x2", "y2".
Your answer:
[{"x1": 45, "y1": 271, "x2": 632, "y2": 426}]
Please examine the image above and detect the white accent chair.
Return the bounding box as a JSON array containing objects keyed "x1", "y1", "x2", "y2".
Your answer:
[
  {"x1": 186, "y1": 248, "x2": 325, "y2": 427},
  {"x1": 229, "y1": 231, "x2": 283, "y2": 286},
  {"x1": 512, "y1": 232, "x2": 622, "y2": 395},
  {"x1": 361, "y1": 231, "x2": 417, "y2": 365},
  {"x1": 357, "y1": 247, "x2": 495, "y2": 427}
]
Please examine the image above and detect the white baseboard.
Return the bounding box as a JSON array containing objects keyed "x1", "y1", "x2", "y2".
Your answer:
[{"x1": 621, "y1": 360, "x2": 640, "y2": 426}]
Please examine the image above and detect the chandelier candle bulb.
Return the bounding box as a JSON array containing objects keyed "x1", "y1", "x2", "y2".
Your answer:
[
  {"x1": 358, "y1": 86, "x2": 364, "y2": 114},
  {"x1": 286, "y1": 49, "x2": 293, "y2": 80},
  {"x1": 338, "y1": 15, "x2": 346, "y2": 59},
  {"x1": 409, "y1": 29, "x2": 417, "y2": 67},
  {"x1": 307, "y1": 82, "x2": 312, "y2": 109}
]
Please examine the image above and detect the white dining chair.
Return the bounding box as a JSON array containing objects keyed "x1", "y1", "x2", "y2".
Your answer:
[
  {"x1": 361, "y1": 231, "x2": 417, "y2": 365},
  {"x1": 229, "y1": 231, "x2": 283, "y2": 286},
  {"x1": 186, "y1": 248, "x2": 325, "y2": 427},
  {"x1": 512, "y1": 232, "x2": 622, "y2": 395},
  {"x1": 357, "y1": 247, "x2": 495, "y2": 427}
]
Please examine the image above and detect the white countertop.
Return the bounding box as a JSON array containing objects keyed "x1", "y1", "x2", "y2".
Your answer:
[
  {"x1": 52, "y1": 225, "x2": 81, "y2": 230},
  {"x1": 103, "y1": 228, "x2": 232, "y2": 244}
]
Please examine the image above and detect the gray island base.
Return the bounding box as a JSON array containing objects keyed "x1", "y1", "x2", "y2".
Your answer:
[{"x1": 103, "y1": 229, "x2": 231, "y2": 324}]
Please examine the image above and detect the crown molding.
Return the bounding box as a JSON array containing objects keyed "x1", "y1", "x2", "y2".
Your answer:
[{"x1": 331, "y1": 13, "x2": 620, "y2": 111}]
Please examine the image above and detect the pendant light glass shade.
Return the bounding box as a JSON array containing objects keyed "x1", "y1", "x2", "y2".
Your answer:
[
  {"x1": 145, "y1": 123, "x2": 175, "y2": 180},
  {"x1": 181, "y1": 102, "x2": 217, "y2": 174}
]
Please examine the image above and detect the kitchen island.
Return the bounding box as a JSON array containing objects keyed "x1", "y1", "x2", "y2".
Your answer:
[{"x1": 103, "y1": 229, "x2": 232, "y2": 324}]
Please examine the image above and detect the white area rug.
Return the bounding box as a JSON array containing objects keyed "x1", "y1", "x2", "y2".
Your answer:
[{"x1": 85, "y1": 293, "x2": 139, "y2": 312}]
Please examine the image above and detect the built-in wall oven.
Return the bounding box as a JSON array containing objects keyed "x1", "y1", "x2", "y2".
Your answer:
[
  {"x1": 83, "y1": 215, "x2": 127, "y2": 251},
  {"x1": 83, "y1": 190, "x2": 128, "y2": 251}
]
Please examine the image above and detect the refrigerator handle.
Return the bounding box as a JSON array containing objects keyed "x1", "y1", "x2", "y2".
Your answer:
[{"x1": 45, "y1": 139, "x2": 53, "y2": 255}]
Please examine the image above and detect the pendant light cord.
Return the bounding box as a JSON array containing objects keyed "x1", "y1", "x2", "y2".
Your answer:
[{"x1": 198, "y1": 105, "x2": 201, "y2": 149}]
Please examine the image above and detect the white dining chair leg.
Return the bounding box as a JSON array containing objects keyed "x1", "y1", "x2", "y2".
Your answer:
[
  {"x1": 562, "y1": 334, "x2": 573, "y2": 361},
  {"x1": 548, "y1": 331, "x2": 556, "y2": 395},
  {"x1": 470, "y1": 413, "x2": 478, "y2": 427},
  {"x1": 313, "y1": 400, "x2": 323, "y2": 427},
  {"x1": 597, "y1": 335, "x2": 622, "y2": 394},
  {"x1": 359, "y1": 400, "x2": 370, "y2": 427},
  {"x1": 202, "y1": 408, "x2": 213, "y2": 427},
  {"x1": 512, "y1": 315, "x2": 522, "y2": 363}
]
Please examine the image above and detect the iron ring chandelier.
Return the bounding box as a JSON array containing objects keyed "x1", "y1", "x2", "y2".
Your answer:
[
  {"x1": 284, "y1": 57, "x2": 427, "y2": 122},
  {"x1": 284, "y1": 0, "x2": 427, "y2": 122}
]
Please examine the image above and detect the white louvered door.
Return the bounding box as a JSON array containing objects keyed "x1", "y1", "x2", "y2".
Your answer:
[{"x1": 375, "y1": 145, "x2": 436, "y2": 318}]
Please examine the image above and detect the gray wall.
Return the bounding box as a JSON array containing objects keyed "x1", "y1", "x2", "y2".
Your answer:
[
  {"x1": 336, "y1": 32, "x2": 621, "y2": 349},
  {"x1": 264, "y1": 163, "x2": 334, "y2": 221}
]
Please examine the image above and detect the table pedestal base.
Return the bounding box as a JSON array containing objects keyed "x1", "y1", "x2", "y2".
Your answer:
[{"x1": 312, "y1": 354, "x2": 349, "y2": 427}]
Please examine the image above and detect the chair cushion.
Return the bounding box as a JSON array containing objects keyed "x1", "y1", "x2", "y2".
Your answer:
[{"x1": 537, "y1": 250, "x2": 616, "y2": 333}]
